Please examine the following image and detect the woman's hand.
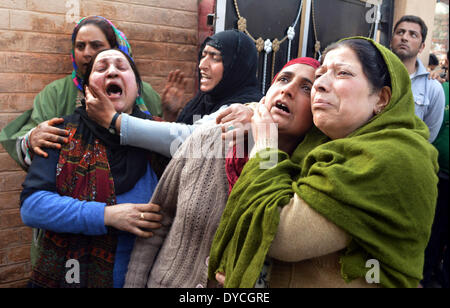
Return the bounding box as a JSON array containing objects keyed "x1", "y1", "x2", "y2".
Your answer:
[
  {"x1": 29, "y1": 118, "x2": 69, "y2": 158},
  {"x1": 85, "y1": 85, "x2": 116, "y2": 129},
  {"x1": 161, "y1": 70, "x2": 188, "y2": 121},
  {"x1": 104, "y1": 202, "x2": 162, "y2": 238},
  {"x1": 215, "y1": 272, "x2": 226, "y2": 287},
  {"x1": 251, "y1": 97, "x2": 276, "y2": 144},
  {"x1": 216, "y1": 103, "x2": 255, "y2": 146}
]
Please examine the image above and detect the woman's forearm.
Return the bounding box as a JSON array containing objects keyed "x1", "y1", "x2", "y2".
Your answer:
[
  {"x1": 120, "y1": 113, "x2": 196, "y2": 157},
  {"x1": 120, "y1": 109, "x2": 226, "y2": 157},
  {"x1": 21, "y1": 190, "x2": 107, "y2": 235},
  {"x1": 268, "y1": 193, "x2": 350, "y2": 262}
]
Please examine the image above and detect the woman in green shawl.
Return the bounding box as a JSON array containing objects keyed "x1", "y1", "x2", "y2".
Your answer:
[
  {"x1": 208, "y1": 37, "x2": 439, "y2": 288},
  {"x1": 0, "y1": 16, "x2": 162, "y2": 169}
]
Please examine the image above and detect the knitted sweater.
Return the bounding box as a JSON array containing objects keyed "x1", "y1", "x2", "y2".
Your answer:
[{"x1": 125, "y1": 124, "x2": 228, "y2": 288}]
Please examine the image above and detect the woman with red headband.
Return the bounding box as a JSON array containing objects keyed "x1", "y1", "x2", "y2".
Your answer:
[
  {"x1": 225, "y1": 57, "x2": 320, "y2": 194},
  {"x1": 123, "y1": 57, "x2": 318, "y2": 288}
]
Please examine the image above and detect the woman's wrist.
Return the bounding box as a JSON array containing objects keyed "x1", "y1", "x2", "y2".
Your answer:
[
  {"x1": 21, "y1": 128, "x2": 35, "y2": 166},
  {"x1": 103, "y1": 111, "x2": 115, "y2": 129},
  {"x1": 115, "y1": 114, "x2": 122, "y2": 134},
  {"x1": 103, "y1": 206, "x2": 113, "y2": 227}
]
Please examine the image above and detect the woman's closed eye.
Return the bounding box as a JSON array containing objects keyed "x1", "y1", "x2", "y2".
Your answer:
[
  {"x1": 115, "y1": 62, "x2": 129, "y2": 71},
  {"x1": 94, "y1": 65, "x2": 106, "y2": 72},
  {"x1": 337, "y1": 70, "x2": 353, "y2": 77},
  {"x1": 314, "y1": 69, "x2": 325, "y2": 79},
  {"x1": 202, "y1": 51, "x2": 222, "y2": 62},
  {"x1": 315, "y1": 73, "x2": 323, "y2": 79}
]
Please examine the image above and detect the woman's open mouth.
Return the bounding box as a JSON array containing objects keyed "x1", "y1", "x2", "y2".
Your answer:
[
  {"x1": 106, "y1": 83, "x2": 123, "y2": 99},
  {"x1": 200, "y1": 74, "x2": 211, "y2": 83},
  {"x1": 275, "y1": 102, "x2": 290, "y2": 114}
]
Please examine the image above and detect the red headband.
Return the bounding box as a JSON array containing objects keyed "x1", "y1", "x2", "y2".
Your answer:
[{"x1": 272, "y1": 57, "x2": 320, "y2": 84}]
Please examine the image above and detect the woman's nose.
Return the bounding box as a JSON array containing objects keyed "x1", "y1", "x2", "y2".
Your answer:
[
  {"x1": 199, "y1": 57, "x2": 209, "y2": 71},
  {"x1": 106, "y1": 65, "x2": 119, "y2": 77},
  {"x1": 313, "y1": 75, "x2": 329, "y2": 93},
  {"x1": 83, "y1": 45, "x2": 95, "y2": 60},
  {"x1": 281, "y1": 82, "x2": 295, "y2": 99}
]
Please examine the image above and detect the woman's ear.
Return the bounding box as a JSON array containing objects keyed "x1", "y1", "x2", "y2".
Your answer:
[{"x1": 374, "y1": 86, "x2": 391, "y2": 114}]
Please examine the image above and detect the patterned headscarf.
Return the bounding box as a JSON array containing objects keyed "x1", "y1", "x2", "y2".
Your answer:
[{"x1": 71, "y1": 16, "x2": 149, "y2": 114}]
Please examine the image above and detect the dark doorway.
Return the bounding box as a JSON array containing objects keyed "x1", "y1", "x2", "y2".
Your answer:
[
  {"x1": 224, "y1": 0, "x2": 304, "y2": 94},
  {"x1": 221, "y1": 0, "x2": 394, "y2": 94},
  {"x1": 305, "y1": 0, "x2": 394, "y2": 60}
]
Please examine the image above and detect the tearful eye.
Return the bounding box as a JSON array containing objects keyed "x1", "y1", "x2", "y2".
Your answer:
[{"x1": 107, "y1": 84, "x2": 123, "y2": 96}]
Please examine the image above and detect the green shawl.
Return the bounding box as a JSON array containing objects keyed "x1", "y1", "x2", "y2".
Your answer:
[{"x1": 208, "y1": 37, "x2": 439, "y2": 288}]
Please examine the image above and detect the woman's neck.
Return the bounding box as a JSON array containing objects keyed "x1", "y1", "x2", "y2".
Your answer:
[{"x1": 278, "y1": 135, "x2": 302, "y2": 156}]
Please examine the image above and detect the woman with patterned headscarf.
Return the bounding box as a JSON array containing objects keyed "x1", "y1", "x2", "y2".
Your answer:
[{"x1": 0, "y1": 16, "x2": 162, "y2": 169}]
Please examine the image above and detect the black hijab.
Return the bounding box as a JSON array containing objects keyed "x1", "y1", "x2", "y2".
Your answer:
[{"x1": 177, "y1": 30, "x2": 262, "y2": 124}]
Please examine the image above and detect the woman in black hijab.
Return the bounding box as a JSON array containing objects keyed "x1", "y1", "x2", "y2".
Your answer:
[{"x1": 176, "y1": 29, "x2": 262, "y2": 124}]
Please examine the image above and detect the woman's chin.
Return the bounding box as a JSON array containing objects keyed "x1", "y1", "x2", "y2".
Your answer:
[
  {"x1": 200, "y1": 83, "x2": 216, "y2": 93},
  {"x1": 271, "y1": 112, "x2": 289, "y2": 126},
  {"x1": 112, "y1": 100, "x2": 135, "y2": 114}
]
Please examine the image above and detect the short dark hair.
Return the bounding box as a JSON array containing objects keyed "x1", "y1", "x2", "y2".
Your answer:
[
  {"x1": 83, "y1": 48, "x2": 142, "y2": 96},
  {"x1": 73, "y1": 16, "x2": 117, "y2": 49},
  {"x1": 322, "y1": 39, "x2": 391, "y2": 93},
  {"x1": 429, "y1": 53, "x2": 439, "y2": 66},
  {"x1": 393, "y1": 15, "x2": 428, "y2": 43}
]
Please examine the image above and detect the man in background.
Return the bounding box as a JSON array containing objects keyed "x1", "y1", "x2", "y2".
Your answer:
[{"x1": 391, "y1": 15, "x2": 445, "y2": 142}]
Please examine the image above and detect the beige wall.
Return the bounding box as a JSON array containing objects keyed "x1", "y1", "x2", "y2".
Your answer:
[{"x1": 393, "y1": 0, "x2": 437, "y2": 66}]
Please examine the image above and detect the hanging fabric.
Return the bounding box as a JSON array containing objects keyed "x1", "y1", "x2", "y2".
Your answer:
[{"x1": 234, "y1": 0, "x2": 303, "y2": 94}]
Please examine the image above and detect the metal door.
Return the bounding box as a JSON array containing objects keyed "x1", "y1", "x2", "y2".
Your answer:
[{"x1": 214, "y1": 0, "x2": 393, "y2": 94}]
